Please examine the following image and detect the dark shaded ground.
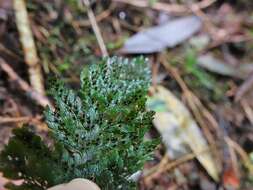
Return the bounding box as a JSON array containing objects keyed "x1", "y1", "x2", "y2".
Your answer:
[{"x1": 0, "y1": 0, "x2": 253, "y2": 189}]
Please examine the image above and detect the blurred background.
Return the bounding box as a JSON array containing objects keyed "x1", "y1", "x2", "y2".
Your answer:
[{"x1": 0, "y1": 0, "x2": 253, "y2": 189}]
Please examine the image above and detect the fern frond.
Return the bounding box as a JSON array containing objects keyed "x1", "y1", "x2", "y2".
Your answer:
[{"x1": 1, "y1": 57, "x2": 158, "y2": 190}]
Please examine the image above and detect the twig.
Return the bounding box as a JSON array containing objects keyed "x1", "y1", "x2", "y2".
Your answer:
[
  {"x1": 225, "y1": 137, "x2": 253, "y2": 175},
  {"x1": 113, "y1": 0, "x2": 216, "y2": 15},
  {"x1": 0, "y1": 58, "x2": 53, "y2": 109},
  {"x1": 235, "y1": 73, "x2": 253, "y2": 102},
  {"x1": 143, "y1": 148, "x2": 210, "y2": 182},
  {"x1": 13, "y1": 0, "x2": 45, "y2": 94},
  {"x1": 75, "y1": 3, "x2": 115, "y2": 27},
  {"x1": 241, "y1": 100, "x2": 253, "y2": 125},
  {"x1": 0, "y1": 116, "x2": 42, "y2": 124},
  {"x1": 0, "y1": 116, "x2": 32, "y2": 124},
  {"x1": 0, "y1": 43, "x2": 22, "y2": 61},
  {"x1": 151, "y1": 57, "x2": 160, "y2": 88},
  {"x1": 190, "y1": 3, "x2": 217, "y2": 39},
  {"x1": 226, "y1": 136, "x2": 240, "y2": 178},
  {"x1": 144, "y1": 153, "x2": 195, "y2": 182},
  {"x1": 142, "y1": 154, "x2": 169, "y2": 178},
  {"x1": 234, "y1": 73, "x2": 253, "y2": 124},
  {"x1": 81, "y1": 0, "x2": 108, "y2": 57}
]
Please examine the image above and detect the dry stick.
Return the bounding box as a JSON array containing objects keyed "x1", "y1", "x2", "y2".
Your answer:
[
  {"x1": 0, "y1": 116, "x2": 43, "y2": 124},
  {"x1": 235, "y1": 73, "x2": 253, "y2": 124},
  {"x1": 144, "y1": 148, "x2": 210, "y2": 183},
  {"x1": 0, "y1": 116, "x2": 34, "y2": 124},
  {"x1": 144, "y1": 154, "x2": 195, "y2": 182},
  {"x1": 13, "y1": 0, "x2": 45, "y2": 94},
  {"x1": 190, "y1": 3, "x2": 216, "y2": 37},
  {"x1": 0, "y1": 43, "x2": 22, "y2": 61},
  {"x1": 225, "y1": 136, "x2": 240, "y2": 178},
  {"x1": 191, "y1": 3, "x2": 253, "y2": 48},
  {"x1": 225, "y1": 137, "x2": 253, "y2": 175},
  {"x1": 143, "y1": 155, "x2": 169, "y2": 178},
  {"x1": 235, "y1": 73, "x2": 253, "y2": 102},
  {"x1": 241, "y1": 100, "x2": 253, "y2": 125},
  {"x1": 75, "y1": 3, "x2": 115, "y2": 27},
  {"x1": 82, "y1": 0, "x2": 108, "y2": 57},
  {"x1": 0, "y1": 58, "x2": 53, "y2": 109},
  {"x1": 0, "y1": 115, "x2": 48, "y2": 131},
  {"x1": 113, "y1": 0, "x2": 216, "y2": 15}
]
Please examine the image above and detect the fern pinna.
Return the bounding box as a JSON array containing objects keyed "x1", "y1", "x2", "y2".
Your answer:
[{"x1": 0, "y1": 57, "x2": 158, "y2": 190}]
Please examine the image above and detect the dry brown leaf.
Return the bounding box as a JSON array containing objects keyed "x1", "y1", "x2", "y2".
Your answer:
[
  {"x1": 121, "y1": 16, "x2": 202, "y2": 54},
  {"x1": 147, "y1": 85, "x2": 219, "y2": 181},
  {"x1": 197, "y1": 54, "x2": 253, "y2": 79}
]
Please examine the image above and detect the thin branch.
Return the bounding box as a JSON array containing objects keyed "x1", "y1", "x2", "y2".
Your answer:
[
  {"x1": 13, "y1": 0, "x2": 45, "y2": 94},
  {"x1": 235, "y1": 73, "x2": 253, "y2": 102},
  {"x1": 241, "y1": 100, "x2": 253, "y2": 125},
  {"x1": 113, "y1": 0, "x2": 216, "y2": 15},
  {"x1": 225, "y1": 137, "x2": 253, "y2": 175},
  {"x1": 81, "y1": 0, "x2": 108, "y2": 57},
  {"x1": 0, "y1": 116, "x2": 42, "y2": 124},
  {"x1": 0, "y1": 58, "x2": 53, "y2": 109},
  {"x1": 143, "y1": 148, "x2": 210, "y2": 183},
  {"x1": 75, "y1": 3, "x2": 115, "y2": 27}
]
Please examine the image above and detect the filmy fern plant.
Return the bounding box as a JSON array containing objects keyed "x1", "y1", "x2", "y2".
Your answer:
[{"x1": 0, "y1": 57, "x2": 158, "y2": 190}]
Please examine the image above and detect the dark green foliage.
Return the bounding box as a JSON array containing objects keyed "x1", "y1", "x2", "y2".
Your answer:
[
  {"x1": 0, "y1": 127, "x2": 65, "y2": 190},
  {"x1": 0, "y1": 57, "x2": 157, "y2": 190}
]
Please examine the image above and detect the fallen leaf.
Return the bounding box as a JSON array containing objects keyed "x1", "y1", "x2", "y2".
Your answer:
[
  {"x1": 121, "y1": 16, "x2": 202, "y2": 54},
  {"x1": 197, "y1": 54, "x2": 253, "y2": 79},
  {"x1": 147, "y1": 85, "x2": 219, "y2": 181}
]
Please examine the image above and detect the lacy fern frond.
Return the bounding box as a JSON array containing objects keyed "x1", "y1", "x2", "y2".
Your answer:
[{"x1": 0, "y1": 57, "x2": 158, "y2": 190}]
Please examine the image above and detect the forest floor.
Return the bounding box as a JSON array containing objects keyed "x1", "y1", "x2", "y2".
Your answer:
[{"x1": 0, "y1": 0, "x2": 253, "y2": 189}]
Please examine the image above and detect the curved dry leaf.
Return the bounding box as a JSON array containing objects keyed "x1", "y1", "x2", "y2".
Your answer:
[
  {"x1": 147, "y1": 85, "x2": 219, "y2": 181},
  {"x1": 197, "y1": 54, "x2": 253, "y2": 79},
  {"x1": 121, "y1": 16, "x2": 202, "y2": 54}
]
